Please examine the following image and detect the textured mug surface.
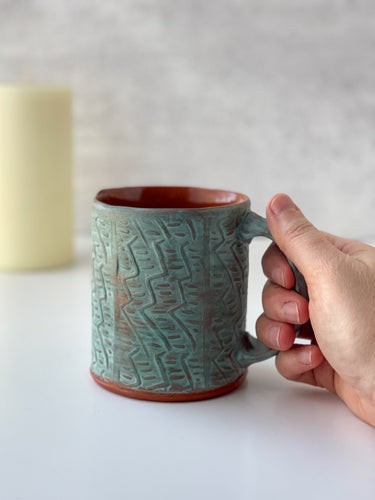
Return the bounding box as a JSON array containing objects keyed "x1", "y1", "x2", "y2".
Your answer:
[{"x1": 91, "y1": 186, "x2": 276, "y2": 401}]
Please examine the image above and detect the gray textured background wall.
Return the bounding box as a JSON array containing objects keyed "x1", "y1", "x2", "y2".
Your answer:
[{"x1": 1, "y1": 0, "x2": 374, "y2": 239}]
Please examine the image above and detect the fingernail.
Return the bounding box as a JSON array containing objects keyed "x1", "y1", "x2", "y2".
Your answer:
[
  {"x1": 268, "y1": 326, "x2": 280, "y2": 348},
  {"x1": 269, "y1": 194, "x2": 295, "y2": 216},
  {"x1": 299, "y1": 347, "x2": 312, "y2": 365},
  {"x1": 271, "y1": 268, "x2": 285, "y2": 287},
  {"x1": 282, "y1": 302, "x2": 300, "y2": 323}
]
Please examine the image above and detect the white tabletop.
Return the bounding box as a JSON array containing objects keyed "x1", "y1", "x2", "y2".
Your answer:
[{"x1": 0, "y1": 236, "x2": 374, "y2": 500}]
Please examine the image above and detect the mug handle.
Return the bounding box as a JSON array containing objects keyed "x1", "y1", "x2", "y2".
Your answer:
[{"x1": 235, "y1": 209, "x2": 309, "y2": 368}]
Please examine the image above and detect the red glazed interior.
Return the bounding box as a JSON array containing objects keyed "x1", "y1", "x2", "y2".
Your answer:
[{"x1": 96, "y1": 186, "x2": 248, "y2": 209}]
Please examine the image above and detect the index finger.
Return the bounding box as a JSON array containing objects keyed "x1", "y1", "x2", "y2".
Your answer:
[{"x1": 261, "y1": 242, "x2": 295, "y2": 289}]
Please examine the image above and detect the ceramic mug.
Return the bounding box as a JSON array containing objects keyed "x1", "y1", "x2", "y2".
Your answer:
[{"x1": 90, "y1": 186, "x2": 306, "y2": 401}]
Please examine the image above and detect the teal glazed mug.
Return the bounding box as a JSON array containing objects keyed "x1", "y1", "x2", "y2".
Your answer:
[{"x1": 90, "y1": 186, "x2": 306, "y2": 401}]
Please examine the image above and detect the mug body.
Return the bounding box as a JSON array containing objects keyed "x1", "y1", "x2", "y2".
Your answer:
[{"x1": 91, "y1": 187, "x2": 250, "y2": 401}]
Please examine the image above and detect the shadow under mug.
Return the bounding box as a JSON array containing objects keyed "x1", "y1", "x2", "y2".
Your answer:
[{"x1": 90, "y1": 186, "x2": 306, "y2": 401}]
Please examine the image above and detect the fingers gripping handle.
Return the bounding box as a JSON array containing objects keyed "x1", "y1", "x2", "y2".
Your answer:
[
  {"x1": 235, "y1": 210, "x2": 308, "y2": 368},
  {"x1": 239, "y1": 211, "x2": 308, "y2": 300}
]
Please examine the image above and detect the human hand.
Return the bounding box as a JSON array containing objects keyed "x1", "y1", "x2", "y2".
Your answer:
[{"x1": 256, "y1": 193, "x2": 375, "y2": 427}]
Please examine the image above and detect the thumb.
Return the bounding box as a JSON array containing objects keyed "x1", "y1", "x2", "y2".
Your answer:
[{"x1": 266, "y1": 194, "x2": 337, "y2": 280}]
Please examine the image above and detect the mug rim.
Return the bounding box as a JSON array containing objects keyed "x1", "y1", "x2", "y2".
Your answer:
[{"x1": 94, "y1": 186, "x2": 250, "y2": 211}]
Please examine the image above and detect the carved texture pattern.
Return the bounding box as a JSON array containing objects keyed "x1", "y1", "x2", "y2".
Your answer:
[{"x1": 91, "y1": 205, "x2": 249, "y2": 394}]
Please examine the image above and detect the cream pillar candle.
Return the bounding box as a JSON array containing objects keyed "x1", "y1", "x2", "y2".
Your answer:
[{"x1": 0, "y1": 84, "x2": 73, "y2": 270}]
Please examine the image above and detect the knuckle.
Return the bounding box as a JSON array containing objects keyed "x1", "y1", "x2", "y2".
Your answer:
[
  {"x1": 261, "y1": 280, "x2": 276, "y2": 306},
  {"x1": 275, "y1": 355, "x2": 294, "y2": 381},
  {"x1": 255, "y1": 314, "x2": 265, "y2": 333},
  {"x1": 261, "y1": 251, "x2": 269, "y2": 272},
  {"x1": 262, "y1": 279, "x2": 272, "y2": 293},
  {"x1": 284, "y1": 219, "x2": 315, "y2": 246},
  {"x1": 261, "y1": 243, "x2": 281, "y2": 272}
]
